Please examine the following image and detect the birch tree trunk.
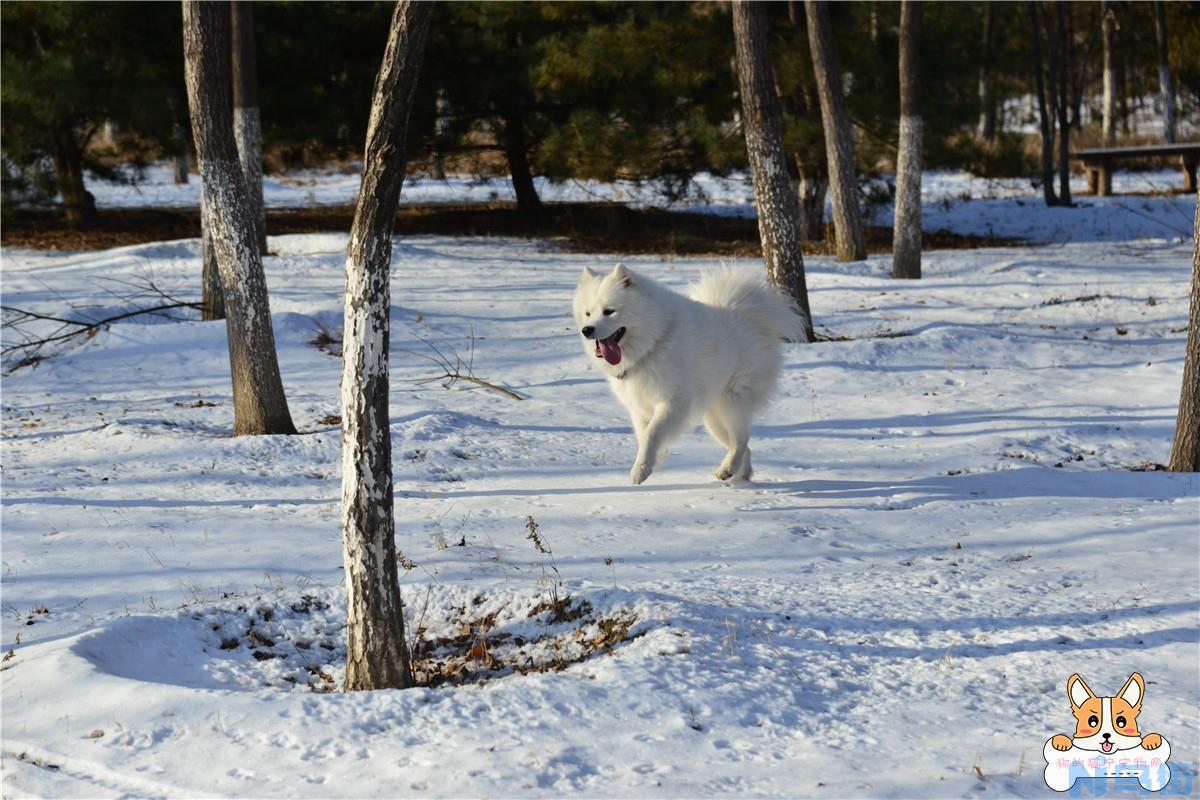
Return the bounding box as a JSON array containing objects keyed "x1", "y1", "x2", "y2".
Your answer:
[
  {"x1": 1167, "y1": 189, "x2": 1200, "y2": 471},
  {"x1": 732, "y1": 0, "x2": 815, "y2": 340},
  {"x1": 1053, "y1": 1, "x2": 1072, "y2": 206},
  {"x1": 1101, "y1": 1, "x2": 1117, "y2": 146},
  {"x1": 1028, "y1": 1, "x2": 1058, "y2": 207},
  {"x1": 232, "y1": 1, "x2": 267, "y2": 254},
  {"x1": 977, "y1": 4, "x2": 995, "y2": 141},
  {"x1": 183, "y1": 1, "x2": 295, "y2": 436},
  {"x1": 341, "y1": 0, "x2": 433, "y2": 692},
  {"x1": 1153, "y1": 0, "x2": 1177, "y2": 144},
  {"x1": 892, "y1": 0, "x2": 922, "y2": 280},
  {"x1": 804, "y1": 0, "x2": 866, "y2": 262}
]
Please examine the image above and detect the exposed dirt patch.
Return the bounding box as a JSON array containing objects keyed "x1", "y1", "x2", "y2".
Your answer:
[{"x1": 2, "y1": 202, "x2": 1019, "y2": 255}]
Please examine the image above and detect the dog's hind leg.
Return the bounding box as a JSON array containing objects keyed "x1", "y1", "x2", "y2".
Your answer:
[
  {"x1": 712, "y1": 394, "x2": 752, "y2": 482},
  {"x1": 703, "y1": 410, "x2": 730, "y2": 449}
]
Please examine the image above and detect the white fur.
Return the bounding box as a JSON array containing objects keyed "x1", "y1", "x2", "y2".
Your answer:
[{"x1": 573, "y1": 263, "x2": 809, "y2": 484}]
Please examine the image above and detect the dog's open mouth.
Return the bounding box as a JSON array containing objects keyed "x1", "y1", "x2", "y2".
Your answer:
[
  {"x1": 594, "y1": 327, "x2": 626, "y2": 366},
  {"x1": 1101, "y1": 742, "x2": 1114, "y2": 753}
]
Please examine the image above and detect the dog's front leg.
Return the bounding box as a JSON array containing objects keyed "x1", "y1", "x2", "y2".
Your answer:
[{"x1": 630, "y1": 402, "x2": 684, "y2": 484}]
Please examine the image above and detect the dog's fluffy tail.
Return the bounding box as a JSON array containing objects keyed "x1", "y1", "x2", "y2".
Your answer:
[{"x1": 689, "y1": 266, "x2": 812, "y2": 343}]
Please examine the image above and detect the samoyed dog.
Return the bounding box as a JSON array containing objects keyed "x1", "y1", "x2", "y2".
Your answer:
[{"x1": 573, "y1": 263, "x2": 808, "y2": 484}]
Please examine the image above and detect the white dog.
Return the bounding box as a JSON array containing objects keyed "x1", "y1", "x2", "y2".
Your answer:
[{"x1": 573, "y1": 263, "x2": 807, "y2": 484}]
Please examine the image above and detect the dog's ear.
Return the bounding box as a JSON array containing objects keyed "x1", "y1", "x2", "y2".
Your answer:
[
  {"x1": 612, "y1": 263, "x2": 633, "y2": 288},
  {"x1": 1117, "y1": 673, "x2": 1144, "y2": 709},
  {"x1": 1068, "y1": 674, "x2": 1096, "y2": 709},
  {"x1": 580, "y1": 266, "x2": 599, "y2": 283}
]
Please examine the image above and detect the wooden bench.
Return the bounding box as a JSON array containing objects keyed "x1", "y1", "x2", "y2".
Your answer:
[{"x1": 1076, "y1": 143, "x2": 1200, "y2": 196}]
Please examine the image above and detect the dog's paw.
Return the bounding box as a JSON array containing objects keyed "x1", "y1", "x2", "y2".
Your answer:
[
  {"x1": 1142, "y1": 733, "x2": 1162, "y2": 750},
  {"x1": 1051, "y1": 735, "x2": 1073, "y2": 751},
  {"x1": 630, "y1": 462, "x2": 652, "y2": 485}
]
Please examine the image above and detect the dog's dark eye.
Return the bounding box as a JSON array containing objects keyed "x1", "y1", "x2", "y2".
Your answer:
[
  {"x1": 602, "y1": 308, "x2": 615, "y2": 316},
  {"x1": 1116, "y1": 716, "x2": 1126, "y2": 728},
  {"x1": 1087, "y1": 715, "x2": 1099, "y2": 728}
]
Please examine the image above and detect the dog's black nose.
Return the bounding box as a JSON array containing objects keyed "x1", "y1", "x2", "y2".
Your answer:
[
  {"x1": 1102, "y1": 733, "x2": 1111, "y2": 739},
  {"x1": 581, "y1": 326, "x2": 595, "y2": 338}
]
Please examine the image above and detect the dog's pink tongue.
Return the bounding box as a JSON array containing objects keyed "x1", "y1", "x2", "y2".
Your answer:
[
  {"x1": 599, "y1": 339, "x2": 622, "y2": 365},
  {"x1": 1102, "y1": 742, "x2": 1113, "y2": 753}
]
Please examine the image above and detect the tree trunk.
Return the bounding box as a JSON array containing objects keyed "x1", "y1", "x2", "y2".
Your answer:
[
  {"x1": 1167, "y1": 189, "x2": 1200, "y2": 471},
  {"x1": 732, "y1": 0, "x2": 815, "y2": 341},
  {"x1": 1054, "y1": 1, "x2": 1072, "y2": 206},
  {"x1": 502, "y1": 108, "x2": 541, "y2": 214},
  {"x1": 804, "y1": 0, "x2": 866, "y2": 262},
  {"x1": 797, "y1": 158, "x2": 828, "y2": 242},
  {"x1": 1028, "y1": 2, "x2": 1058, "y2": 207},
  {"x1": 183, "y1": 1, "x2": 296, "y2": 437},
  {"x1": 232, "y1": 1, "x2": 267, "y2": 254},
  {"x1": 1153, "y1": 0, "x2": 1177, "y2": 144},
  {"x1": 201, "y1": 192, "x2": 225, "y2": 321},
  {"x1": 341, "y1": 0, "x2": 433, "y2": 692},
  {"x1": 977, "y1": 4, "x2": 995, "y2": 141},
  {"x1": 893, "y1": 0, "x2": 922, "y2": 280},
  {"x1": 169, "y1": 94, "x2": 190, "y2": 184},
  {"x1": 51, "y1": 122, "x2": 96, "y2": 224},
  {"x1": 1101, "y1": 1, "x2": 1117, "y2": 145}
]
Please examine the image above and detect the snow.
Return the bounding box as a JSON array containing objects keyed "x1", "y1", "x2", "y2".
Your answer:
[
  {"x1": 2, "y1": 178, "x2": 1199, "y2": 797},
  {"x1": 77, "y1": 163, "x2": 1199, "y2": 248}
]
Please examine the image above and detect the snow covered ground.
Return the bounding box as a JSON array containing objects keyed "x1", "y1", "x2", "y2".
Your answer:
[
  {"x1": 79, "y1": 164, "x2": 1200, "y2": 246},
  {"x1": 2, "y1": 199, "x2": 1198, "y2": 797}
]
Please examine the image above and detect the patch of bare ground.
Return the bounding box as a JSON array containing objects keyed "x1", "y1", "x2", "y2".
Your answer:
[{"x1": 1, "y1": 202, "x2": 1019, "y2": 255}]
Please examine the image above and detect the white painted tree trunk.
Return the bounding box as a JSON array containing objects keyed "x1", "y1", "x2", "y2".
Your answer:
[
  {"x1": 341, "y1": 0, "x2": 434, "y2": 692},
  {"x1": 232, "y1": 2, "x2": 267, "y2": 254},
  {"x1": 183, "y1": 1, "x2": 295, "y2": 436},
  {"x1": 1101, "y1": 1, "x2": 1117, "y2": 146},
  {"x1": 804, "y1": 0, "x2": 866, "y2": 263},
  {"x1": 1154, "y1": 0, "x2": 1177, "y2": 145}
]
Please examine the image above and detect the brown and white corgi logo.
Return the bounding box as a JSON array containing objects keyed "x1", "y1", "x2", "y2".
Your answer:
[{"x1": 1050, "y1": 672, "x2": 1162, "y2": 754}]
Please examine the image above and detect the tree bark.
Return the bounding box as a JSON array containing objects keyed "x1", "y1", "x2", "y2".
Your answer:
[
  {"x1": 169, "y1": 95, "x2": 190, "y2": 185},
  {"x1": 797, "y1": 158, "x2": 828, "y2": 242},
  {"x1": 1028, "y1": 2, "x2": 1058, "y2": 207},
  {"x1": 893, "y1": 0, "x2": 922, "y2": 280},
  {"x1": 1167, "y1": 189, "x2": 1200, "y2": 471},
  {"x1": 731, "y1": 1, "x2": 815, "y2": 340},
  {"x1": 1054, "y1": 1, "x2": 1072, "y2": 206},
  {"x1": 1153, "y1": 0, "x2": 1177, "y2": 144},
  {"x1": 1101, "y1": 1, "x2": 1117, "y2": 146},
  {"x1": 341, "y1": 0, "x2": 433, "y2": 692},
  {"x1": 51, "y1": 122, "x2": 96, "y2": 224},
  {"x1": 804, "y1": 0, "x2": 866, "y2": 262},
  {"x1": 977, "y1": 4, "x2": 996, "y2": 141},
  {"x1": 201, "y1": 192, "x2": 225, "y2": 321},
  {"x1": 232, "y1": 1, "x2": 267, "y2": 254},
  {"x1": 502, "y1": 107, "x2": 541, "y2": 214},
  {"x1": 183, "y1": 1, "x2": 295, "y2": 436}
]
